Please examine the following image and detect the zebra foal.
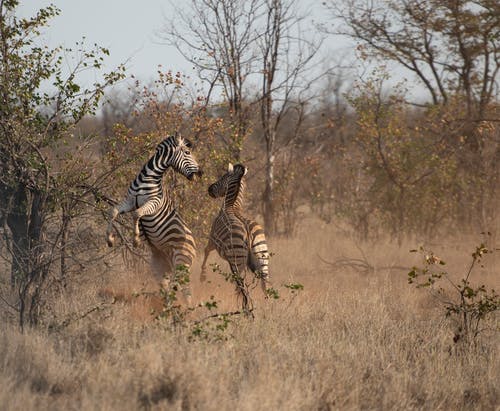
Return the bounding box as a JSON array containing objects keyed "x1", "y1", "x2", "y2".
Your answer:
[
  {"x1": 106, "y1": 134, "x2": 202, "y2": 303},
  {"x1": 201, "y1": 163, "x2": 270, "y2": 310}
]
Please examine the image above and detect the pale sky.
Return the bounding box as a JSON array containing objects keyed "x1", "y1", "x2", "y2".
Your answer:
[
  {"x1": 16, "y1": 1, "x2": 429, "y2": 103},
  {"x1": 17, "y1": 0, "x2": 363, "y2": 111},
  {"x1": 18, "y1": 1, "x2": 337, "y2": 85},
  {"x1": 18, "y1": 1, "x2": 193, "y2": 84}
]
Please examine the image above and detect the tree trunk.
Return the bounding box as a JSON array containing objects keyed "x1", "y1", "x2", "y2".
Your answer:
[
  {"x1": 60, "y1": 207, "x2": 71, "y2": 287},
  {"x1": 263, "y1": 139, "x2": 276, "y2": 236},
  {"x1": 6, "y1": 184, "x2": 29, "y2": 289},
  {"x1": 5, "y1": 184, "x2": 47, "y2": 328}
]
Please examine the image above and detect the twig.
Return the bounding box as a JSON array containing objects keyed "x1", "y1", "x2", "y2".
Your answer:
[
  {"x1": 48, "y1": 302, "x2": 113, "y2": 331},
  {"x1": 0, "y1": 293, "x2": 19, "y2": 312},
  {"x1": 193, "y1": 309, "x2": 254, "y2": 325}
]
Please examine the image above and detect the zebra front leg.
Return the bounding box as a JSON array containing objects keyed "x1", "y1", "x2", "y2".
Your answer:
[
  {"x1": 106, "y1": 198, "x2": 136, "y2": 247},
  {"x1": 200, "y1": 240, "x2": 215, "y2": 282},
  {"x1": 131, "y1": 199, "x2": 159, "y2": 247},
  {"x1": 106, "y1": 207, "x2": 119, "y2": 247},
  {"x1": 132, "y1": 214, "x2": 142, "y2": 247}
]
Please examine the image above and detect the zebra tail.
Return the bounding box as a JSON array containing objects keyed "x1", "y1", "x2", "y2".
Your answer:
[{"x1": 247, "y1": 250, "x2": 261, "y2": 274}]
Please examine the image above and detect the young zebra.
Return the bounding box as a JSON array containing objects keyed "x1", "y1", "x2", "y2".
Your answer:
[
  {"x1": 201, "y1": 163, "x2": 270, "y2": 308},
  {"x1": 106, "y1": 134, "x2": 202, "y2": 303}
]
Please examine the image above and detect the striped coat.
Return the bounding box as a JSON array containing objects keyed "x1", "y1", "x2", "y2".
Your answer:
[
  {"x1": 106, "y1": 134, "x2": 202, "y2": 300},
  {"x1": 201, "y1": 163, "x2": 270, "y2": 301}
]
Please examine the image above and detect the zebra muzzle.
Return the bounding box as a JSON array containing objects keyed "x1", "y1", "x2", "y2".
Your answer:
[{"x1": 188, "y1": 169, "x2": 203, "y2": 180}]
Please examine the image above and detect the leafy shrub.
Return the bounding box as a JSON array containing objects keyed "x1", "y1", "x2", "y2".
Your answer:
[{"x1": 408, "y1": 238, "x2": 499, "y2": 343}]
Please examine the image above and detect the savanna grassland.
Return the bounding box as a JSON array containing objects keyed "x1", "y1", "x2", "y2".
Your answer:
[
  {"x1": 1, "y1": 217, "x2": 498, "y2": 411},
  {"x1": 1, "y1": 1, "x2": 500, "y2": 410}
]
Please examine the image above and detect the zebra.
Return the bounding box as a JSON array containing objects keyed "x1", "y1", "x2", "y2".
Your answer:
[
  {"x1": 106, "y1": 133, "x2": 202, "y2": 304},
  {"x1": 200, "y1": 163, "x2": 270, "y2": 310}
]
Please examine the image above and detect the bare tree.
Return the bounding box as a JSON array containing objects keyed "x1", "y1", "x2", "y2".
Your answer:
[
  {"x1": 324, "y1": 0, "x2": 500, "y2": 149},
  {"x1": 158, "y1": 0, "x2": 264, "y2": 159},
  {"x1": 101, "y1": 87, "x2": 141, "y2": 136},
  {"x1": 257, "y1": 0, "x2": 325, "y2": 235},
  {"x1": 160, "y1": 0, "x2": 324, "y2": 236}
]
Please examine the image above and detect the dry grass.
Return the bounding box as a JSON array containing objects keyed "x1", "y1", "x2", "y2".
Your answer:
[{"x1": 1, "y1": 218, "x2": 499, "y2": 410}]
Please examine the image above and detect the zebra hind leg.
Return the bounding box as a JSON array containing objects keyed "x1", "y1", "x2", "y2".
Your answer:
[
  {"x1": 174, "y1": 263, "x2": 193, "y2": 308},
  {"x1": 152, "y1": 251, "x2": 193, "y2": 313},
  {"x1": 200, "y1": 240, "x2": 215, "y2": 282},
  {"x1": 248, "y1": 251, "x2": 270, "y2": 298},
  {"x1": 171, "y1": 251, "x2": 193, "y2": 308},
  {"x1": 231, "y1": 265, "x2": 253, "y2": 317},
  {"x1": 151, "y1": 249, "x2": 170, "y2": 287}
]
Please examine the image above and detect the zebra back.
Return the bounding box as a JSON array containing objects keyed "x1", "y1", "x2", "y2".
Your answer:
[{"x1": 208, "y1": 163, "x2": 269, "y2": 280}]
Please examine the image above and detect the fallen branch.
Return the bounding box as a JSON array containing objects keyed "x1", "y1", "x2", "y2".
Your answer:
[
  {"x1": 318, "y1": 254, "x2": 374, "y2": 275},
  {"x1": 318, "y1": 254, "x2": 411, "y2": 275}
]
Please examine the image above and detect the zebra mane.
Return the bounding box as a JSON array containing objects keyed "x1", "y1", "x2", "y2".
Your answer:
[
  {"x1": 146, "y1": 134, "x2": 194, "y2": 176},
  {"x1": 157, "y1": 134, "x2": 191, "y2": 147},
  {"x1": 224, "y1": 164, "x2": 246, "y2": 211},
  {"x1": 168, "y1": 133, "x2": 193, "y2": 148}
]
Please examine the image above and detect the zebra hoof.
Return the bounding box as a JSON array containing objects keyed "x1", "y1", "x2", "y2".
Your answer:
[
  {"x1": 107, "y1": 235, "x2": 115, "y2": 247},
  {"x1": 133, "y1": 237, "x2": 141, "y2": 247}
]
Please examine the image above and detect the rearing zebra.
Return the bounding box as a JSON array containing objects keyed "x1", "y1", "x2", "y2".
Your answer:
[
  {"x1": 106, "y1": 134, "x2": 202, "y2": 302},
  {"x1": 201, "y1": 163, "x2": 270, "y2": 308}
]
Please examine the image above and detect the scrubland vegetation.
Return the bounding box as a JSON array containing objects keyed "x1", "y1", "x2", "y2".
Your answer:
[
  {"x1": 1, "y1": 221, "x2": 499, "y2": 410},
  {"x1": 1, "y1": 1, "x2": 499, "y2": 410}
]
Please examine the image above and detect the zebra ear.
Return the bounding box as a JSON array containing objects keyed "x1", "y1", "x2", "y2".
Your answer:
[
  {"x1": 174, "y1": 132, "x2": 182, "y2": 145},
  {"x1": 243, "y1": 166, "x2": 248, "y2": 176},
  {"x1": 227, "y1": 163, "x2": 234, "y2": 173}
]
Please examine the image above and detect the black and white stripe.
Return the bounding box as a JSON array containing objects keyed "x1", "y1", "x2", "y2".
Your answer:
[
  {"x1": 106, "y1": 134, "x2": 202, "y2": 299},
  {"x1": 201, "y1": 163, "x2": 270, "y2": 300}
]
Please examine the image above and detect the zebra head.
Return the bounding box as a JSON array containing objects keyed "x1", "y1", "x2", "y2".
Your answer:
[
  {"x1": 208, "y1": 163, "x2": 248, "y2": 198},
  {"x1": 157, "y1": 133, "x2": 203, "y2": 180}
]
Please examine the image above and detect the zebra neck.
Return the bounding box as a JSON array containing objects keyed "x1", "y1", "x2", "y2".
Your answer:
[
  {"x1": 223, "y1": 202, "x2": 243, "y2": 214},
  {"x1": 141, "y1": 153, "x2": 170, "y2": 181},
  {"x1": 223, "y1": 181, "x2": 245, "y2": 213}
]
